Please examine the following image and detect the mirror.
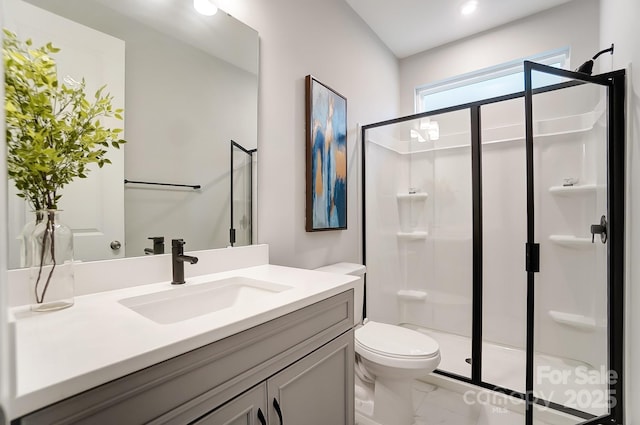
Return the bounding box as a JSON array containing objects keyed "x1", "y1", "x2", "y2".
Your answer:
[{"x1": 4, "y1": 0, "x2": 259, "y2": 268}]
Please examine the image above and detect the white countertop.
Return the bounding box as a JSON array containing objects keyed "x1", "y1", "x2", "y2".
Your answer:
[{"x1": 8, "y1": 264, "x2": 358, "y2": 419}]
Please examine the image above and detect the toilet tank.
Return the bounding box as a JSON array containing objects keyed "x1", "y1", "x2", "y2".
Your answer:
[{"x1": 314, "y1": 263, "x2": 365, "y2": 326}]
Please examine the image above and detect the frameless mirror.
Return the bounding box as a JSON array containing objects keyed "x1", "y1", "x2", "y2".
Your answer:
[{"x1": 4, "y1": 0, "x2": 259, "y2": 268}]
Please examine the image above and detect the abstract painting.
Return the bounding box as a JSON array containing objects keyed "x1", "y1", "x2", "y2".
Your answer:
[{"x1": 305, "y1": 75, "x2": 347, "y2": 231}]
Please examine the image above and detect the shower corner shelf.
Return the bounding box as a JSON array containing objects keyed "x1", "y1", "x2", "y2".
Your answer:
[
  {"x1": 548, "y1": 235, "x2": 593, "y2": 248},
  {"x1": 548, "y1": 310, "x2": 597, "y2": 332},
  {"x1": 396, "y1": 192, "x2": 428, "y2": 200},
  {"x1": 397, "y1": 289, "x2": 428, "y2": 301},
  {"x1": 548, "y1": 184, "x2": 598, "y2": 196},
  {"x1": 397, "y1": 231, "x2": 428, "y2": 240}
]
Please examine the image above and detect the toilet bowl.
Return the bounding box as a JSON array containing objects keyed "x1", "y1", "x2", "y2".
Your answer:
[
  {"x1": 355, "y1": 320, "x2": 440, "y2": 425},
  {"x1": 356, "y1": 320, "x2": 441, "y2": 378},
  {"x1": 314, "y1": 263, "x2": 441, "y2": 425}
]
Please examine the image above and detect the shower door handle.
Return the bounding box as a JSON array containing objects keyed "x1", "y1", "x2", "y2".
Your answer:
[{"x1": 590, "y1": 215, "x2": 607, "y2": 244}]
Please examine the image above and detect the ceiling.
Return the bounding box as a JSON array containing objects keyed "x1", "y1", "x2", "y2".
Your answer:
[
  {"x1": 26, "y1": 0, "x2": 259, "y2": 74},
  {"x1": 344, "y1": 0, "x2": 575, "y2": 58}
]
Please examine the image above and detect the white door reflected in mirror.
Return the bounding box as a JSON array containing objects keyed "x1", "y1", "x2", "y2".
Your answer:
[
  {"x1": 4, "y1": 0, "x2": 259, "y2": 266},
  {"x1": 5, "y1": 0, "x2": 126, "y2": 267}
]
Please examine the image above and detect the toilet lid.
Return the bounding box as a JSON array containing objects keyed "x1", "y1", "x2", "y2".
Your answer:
[{"x1": 355, "y1": 321, "x2": 439, "y2": 359}]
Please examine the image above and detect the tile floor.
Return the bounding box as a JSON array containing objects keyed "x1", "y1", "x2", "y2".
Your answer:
[
  {"x1": 407, "y1": 326, "x2": 608, "y2": 417},
  {"x1": 356, "y1": 324, "x2": 604, "y2": 424},
  {"x1": 355, "y1": 380, "x2": 525, "y2": 425},
  {"x1": 411, "y1": 380, "x2": 524, "y2": 425},
  {"x1": 357, "y1": 379, "x2": 584, "y2": 425}
]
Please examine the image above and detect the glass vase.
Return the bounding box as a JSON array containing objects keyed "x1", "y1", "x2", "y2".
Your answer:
[
  {"x1": 30, "y1": 210, "x2": 75, "y2": 311},
  {"x1": 20, "y1": 211, "x2": 44, "y2": 268}
]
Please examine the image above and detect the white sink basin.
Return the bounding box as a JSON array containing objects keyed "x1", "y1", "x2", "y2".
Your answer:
[{"x1": 118, "y1": 276, "x2": 292, "y2": 324}]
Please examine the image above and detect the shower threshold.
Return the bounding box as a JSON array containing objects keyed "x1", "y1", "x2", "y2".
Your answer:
[{"x1": 403, "y1": 324, "x2": 608, "y2": 418}]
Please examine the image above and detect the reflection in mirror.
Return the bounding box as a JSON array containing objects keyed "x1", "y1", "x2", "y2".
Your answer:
[
  {"x1": 4, "y1": 0, "x2": 259, "y2": 268},
  {"x1": 230, "y1": 141, "x2": 256, "y2": 247}
]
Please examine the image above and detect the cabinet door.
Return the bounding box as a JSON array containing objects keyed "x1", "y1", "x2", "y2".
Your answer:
[
  {"x1": 193, "y1": 383, "x2": 268, "y2": 425},
  {"x1": 267, "y1": 330, "x2": 354, "y2": 425}
]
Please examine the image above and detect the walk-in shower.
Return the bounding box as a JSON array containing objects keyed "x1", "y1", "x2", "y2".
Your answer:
[
  {"x1": 230, "y1": 140, "x2": 256, "y2": 247},
  {"x1": 361, "y1": 63, "x2": 624, "y2": 425}
]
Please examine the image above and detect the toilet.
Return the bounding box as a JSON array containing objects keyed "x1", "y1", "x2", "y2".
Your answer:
[{"x1": 314, "y1": 263, "x2": 441, "y2": 425}]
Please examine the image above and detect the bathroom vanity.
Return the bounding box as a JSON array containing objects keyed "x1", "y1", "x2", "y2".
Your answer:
[{"x1": 7, "y1": 245, "x2": 358, "y2": 425}]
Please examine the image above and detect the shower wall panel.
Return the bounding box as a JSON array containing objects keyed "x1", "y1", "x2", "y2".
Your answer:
[
  {"x1": 480, "y1": 99, "x2": 528, "y2": 390},
  {"x1": 409, "y1": 147, "x2": 472, "y2": 337},
  {"x1": 531, "y1": 83, "x2": 608, "y2": 373},
  {"x1": 365, "y1": 128, "x2": 409, "y2": 326},
  {"x1": 365, "y1": 111, "x2": 473, "y2": 378}
]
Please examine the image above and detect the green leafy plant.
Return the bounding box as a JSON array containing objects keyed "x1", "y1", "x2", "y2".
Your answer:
[
  {"x1": 3, "y1": 29, "x2": 126, "y2": 305},
  {"x1": 3, "y1": 29, "x2": 125, "y2": 210}
]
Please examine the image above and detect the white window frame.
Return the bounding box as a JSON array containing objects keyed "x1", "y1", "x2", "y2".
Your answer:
[{"x1": 415, "y1": 47, "x2": 571, "y2": 113}]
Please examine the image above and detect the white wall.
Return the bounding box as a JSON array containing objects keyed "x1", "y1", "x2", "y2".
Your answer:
[
  {"x1": 599, "y1": 0, "x2": 640, "y2": 423},
  {"x1": 216, "y1": 0, "x2": 400, "y2": 269},
  {"x1": 399, "y1": 0, "x2": 600, "y2": 116},
  {"x1": 0, "y1": 2, "x2": 8, "y2": 420}
]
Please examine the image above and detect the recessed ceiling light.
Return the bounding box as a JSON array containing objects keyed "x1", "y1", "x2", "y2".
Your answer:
[
  {"x1": 461, "y1": 0, "x2": 478, "y2": 16},
  {"x1": 194, "y1": 0, "x2": 218, "y2": 16}
]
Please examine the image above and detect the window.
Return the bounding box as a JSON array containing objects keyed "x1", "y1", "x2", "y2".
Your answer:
[{"x1": 415, "y1": 47, "x2": 570, "y2": 113}]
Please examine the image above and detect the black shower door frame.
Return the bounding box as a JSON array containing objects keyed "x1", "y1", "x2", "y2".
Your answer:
[
  {"x1": 360, "y1": 63, "x2": 625, "y2": 425},
  {"x1": 229, "y1": 140, "x2": 256, "y2": 247},
  {"x1": 523, "y1": 61, "x2": 625, "y2": 425}
]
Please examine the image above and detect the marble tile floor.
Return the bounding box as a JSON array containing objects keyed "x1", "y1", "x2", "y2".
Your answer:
[
  {"x1": 355, "y1": 325, "x2": 603, "y2": 424},
  {"x1": 411, "y1": 380, "x2": 523, "y2": 425},
  {"x1": 407, "y1": 326, "x2": 608, "y2": 418},
  {"x1": 356, "y1": 379, "x2": 582, "y2": 425}
]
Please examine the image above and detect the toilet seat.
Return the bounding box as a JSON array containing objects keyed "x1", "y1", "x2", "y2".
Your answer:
[{"x1": 355, "y1": 321, "x2": 440, "y2": 370}]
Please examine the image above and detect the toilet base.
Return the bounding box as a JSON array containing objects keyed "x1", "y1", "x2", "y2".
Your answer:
[
  {"x1": 372, "y1": 376, "x2": 415, "y2": 425},
  {"x1": 355, "y1": 411, "x2": 383, "y2": 425}
]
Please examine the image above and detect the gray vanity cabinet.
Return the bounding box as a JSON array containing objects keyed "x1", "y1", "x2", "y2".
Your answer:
[
  {"x1": 15, "y1": 290, "x2": 354, "y2": 425},
  {"x1": 195, "y1": 331, "x2": 353, "y2": 425},
  {"x1": 192, "y1": 383, "x2": 268, "y2": 425},
  {"x1": 266, "y1": 331, "x2": 353, "y2": 425}
]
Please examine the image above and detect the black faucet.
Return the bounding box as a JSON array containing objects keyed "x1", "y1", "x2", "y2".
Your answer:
[
  {"x1": 144, "y1": 236, "x2": 165, "y2": 255},
  {"x1": 171, "y1": 239, "x2": 199, "y2": 285}
]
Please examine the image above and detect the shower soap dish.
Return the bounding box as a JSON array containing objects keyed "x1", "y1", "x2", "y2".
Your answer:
[
  {"x1": 396, "y1": 231, "x2": 428, "y2": 240},
  {"x1": 397, "y1": 290, "x2": 427, "y2": 301},
  {"x1": 396, "y1": 192, "x2": 428, "y2": 200},
  {"x1": 548, "y1": 184, "x2": 597, "y2": 196},
  {"x1": 549, "y1": 310, "x2": 596, "y2": 332},
  {"x1": 549, "y1": 235, "x2": 592, "y2": 248}
]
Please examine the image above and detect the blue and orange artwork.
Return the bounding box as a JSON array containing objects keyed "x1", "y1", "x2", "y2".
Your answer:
[{"x1": 308, "y1": 77, "x2": 347, "y2": 230}]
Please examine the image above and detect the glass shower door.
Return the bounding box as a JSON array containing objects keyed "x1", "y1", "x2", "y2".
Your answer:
[
  {"x1": 230, "y1": 141, "x2": 255, "y2": 247},
  {"x1": 362, "y1": 109, "x2": 474, "y2": 380},
  {"x1": 525, "y1": 62, "x2": 625, "y2": 425},
  {"x1": 480, "y1": 97, "x2": 528, "y2": 395}
]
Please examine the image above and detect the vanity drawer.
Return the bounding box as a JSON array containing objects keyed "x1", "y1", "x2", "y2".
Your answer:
[{"x1": 16, "y1": 290, "x2": 353, "y2": 425}]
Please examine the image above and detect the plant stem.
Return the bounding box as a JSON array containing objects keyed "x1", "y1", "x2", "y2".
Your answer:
[
  {"x1": 34, "y1": 211, "x2": 57, "y2": 304},
  {"x1": 42, "y1": 214, "x2": 57, "y2": 302},
  {"x1": 34, "y1": 231, "x2": 45, "y2": 303}
]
